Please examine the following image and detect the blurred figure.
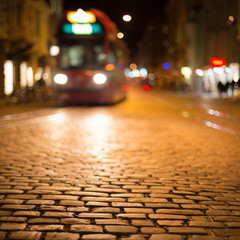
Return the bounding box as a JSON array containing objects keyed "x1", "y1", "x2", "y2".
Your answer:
[
  {"x1": 232, "y1": 79, "x2": 240, "y2": 101},
  {"x1": 230, "y1": 79, "x2": 236, "y2": 93},
  {"x1": 217, "y1": 81, "x2": 224, "y2": 97},
  {"x1": 224, "y1": 81, "x2": 230, "y2": 96}
]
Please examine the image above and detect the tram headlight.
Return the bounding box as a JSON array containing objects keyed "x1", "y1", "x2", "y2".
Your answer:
[
  {"x1": 93, "y1": 73, "x2": 107, "y2": 85},
  {"x1": 54, "y1": 74, "x2": 68, "y2": 85}
]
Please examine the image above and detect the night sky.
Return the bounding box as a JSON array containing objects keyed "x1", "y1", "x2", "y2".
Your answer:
[{"x1": 63, "y1": 0, "x2": 168, "y2": 57}]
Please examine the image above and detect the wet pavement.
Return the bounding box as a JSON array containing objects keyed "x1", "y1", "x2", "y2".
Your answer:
[{"x1": 0, "y1": 87, "x2": 240, "y2": 240}]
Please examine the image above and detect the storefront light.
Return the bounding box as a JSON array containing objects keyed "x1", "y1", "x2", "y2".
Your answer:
[
  {"x1": 140, "y1": 68, "x2": 148, "y2": 78},
  {"x1": 181, "y1": 66, "x2": 192, "y2": 80},
  {"x1": 225, "y1": 68, "x2": 230, "y2": 73},
  {"x1": 132, "y1": 69, "x2": 140, "y2": 77},
  {"x1": 20, "y1": 62, "x2": 28, "y2": 88},
  {"x1": 213, "y1": 67, "x2": 224, "y2": 74},
  {"x1": 124, "y1": 68, "x2": 131, "y2": 77},
  {"x1": 50, "y1": 46, "x2": 60, "y2": 56},
  {"x1": 195, "y1": 69, "x2": 204, "y2": 77},
  {"x1": 207, "y1": 69, "x2": 214, "y2": 75},
  {"x1": 211, "y1": 58, "x2": 225, "y2": 67},
  {"x1": 229, "y1": 63, "x2": 239, "y2": 82},
  {"x1": 4, "y1": 60, "x2": 14, "y2": 95},
  {"x1": 27, "y1": 67, "x2": 33, "y2": 87}
]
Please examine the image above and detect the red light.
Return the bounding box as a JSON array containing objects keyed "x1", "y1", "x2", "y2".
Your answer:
[
  {"x1": 143, "y1": 85, "x2": 150, "y2": 91},
  {"x1": 210, "y1": 58, "x2": 225, "y2": 67},
  {"x1": 122, "y1": 85, "x2": 128, "y2": 91}
]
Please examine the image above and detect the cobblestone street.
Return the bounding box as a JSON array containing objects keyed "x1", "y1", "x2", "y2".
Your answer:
[{"x1": 0, "y1": 88, "x2": 240, "y2": 240}]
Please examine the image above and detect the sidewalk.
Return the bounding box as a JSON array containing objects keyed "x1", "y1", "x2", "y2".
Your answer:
[
  {"x1": 1, "y1": 88, "x2": 240, "y2": 116},
  {"x1": 0, "y1": 98, "x2": 58, "y2": 116}
]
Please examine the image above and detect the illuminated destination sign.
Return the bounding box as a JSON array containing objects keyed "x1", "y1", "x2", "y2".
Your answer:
[
  {"x1": 63, "y1": 9, "x2": 102, "y2": 35},
  {"x1": 67, "y1": 9, "x2": 96, "y2": 23},
  {"x1": 211, "y1": 58, "x2": 226, "y2": 67},
  {"x1": 62, "y1": 23, "x2": 102, "y2": 35}
]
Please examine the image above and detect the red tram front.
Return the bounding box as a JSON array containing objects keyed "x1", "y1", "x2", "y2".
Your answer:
[{"x1": 53, "y1": 8, "x2": 129, "y2": 104}]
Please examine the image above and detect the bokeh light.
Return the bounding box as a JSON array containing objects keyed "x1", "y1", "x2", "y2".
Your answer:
[
  {"x1": 163, "y1": 62, "x2": 171, "y2": 70},
  {"x1": 117, "y1": 32, "x2": 124, "y2": 39},
  {"x1": 143, "y1": 85, "x2": 150, "y2": 91},
  {"x1": 123, "y1": 15, "x2": 132, "y2": 22}
]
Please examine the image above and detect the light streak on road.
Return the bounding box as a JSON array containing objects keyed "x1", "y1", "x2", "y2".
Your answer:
[
  {"x1": 181, "y1": 110, "x2": 239, "y2": 137},
  {"x1": 206, "y1": 108, "x2": 240, "y2": 121},
  {"x1": 0, "y1": 112, "x2": 66, "y2": 129}
]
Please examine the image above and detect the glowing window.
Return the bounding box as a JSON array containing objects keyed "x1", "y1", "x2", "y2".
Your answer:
[{"x1": 4, "y1": 60, "x2": 14, "y2": 95}]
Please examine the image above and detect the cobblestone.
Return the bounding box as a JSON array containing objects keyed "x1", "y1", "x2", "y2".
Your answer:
[
  {"x1": 70, "y1": 224, "x2": 103, "y2": 233},
  {"x1": 124, "y1": 208, "x2": 154, "y2": 213},
  {"x1": 149, "y1": 214, "x2": 188, "y2": 220},
  {"x1": 149, "y1": 235, "x2": 182, "y2": 240},
  {"x1": 81, "y1": 234, "x2": 116, "y2": 240},
  {"x1": 189, "y1": 221, "x2": 225, "y2": 228},
  {"x1": 0, "y1": 223, "x2": 26, "y2": 231},
  {"x1": 42, "y1": 211, "x2": 73, "y2": 218},
  {"x1": 60, "y1": 218, "x2": 90, "y2": 224},
  {"x1": 156, "y1": 209, "x2": 203, "y2": 215},
  {"x1": 157, "y1": 220, "x2": 184, "y2": 226},
  {"x1": 45, "y1": 232, "x2": 79, "y2": 240},
  {"x1": 189, "y1": 236, "x2": 223, "y2": 240},
  {"x1": 77, "y1": 212, "x2": 113, "y2": 218},
  {"x1": 105, "y1": 225, "x2": 138, "y2": 234},
  {"x1": 28, "y1": 218, "x2": 59, "y2": 224},
  {"x1": 1, "y1": 89, "x2": 240, "y2": 239},
  {"x1": 29, "y1": 224, "x2": 64, "y2": 231},
  {"x1": 131, "y1": 219, "x2": 155, "y2": 226},
  {"x1": 95, "y1": 219, "x2": 129, "y2": 225},
  {"x1": 59, "y1": 200, "x2": 84, "y2": 206},
  {"x1": 8, "y1": 231, "x2": 42, "y2": 240},
  {"x1": 0, "y1": 217, "x2": 26, "y2": 222},
  {"x1": 13, "y1": 211, "x2": 40, "y2": 217},
  {"x1": 120, "y1": 235, "x2": 146, "y2": 240},
  {"x1": 168, "y1": 227, "x2": 208, "y2": 235}
]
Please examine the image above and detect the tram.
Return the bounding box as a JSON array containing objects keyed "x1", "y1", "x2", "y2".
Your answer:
[{"x1": 53, "y1": 8, "x2": 129, "y2": 104}]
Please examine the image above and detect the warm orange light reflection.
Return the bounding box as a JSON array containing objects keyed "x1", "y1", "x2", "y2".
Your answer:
[
  {"x1": 122, "y1": 85, "x2": 128, "y2": 91},
  {"x1": 229, "y1": 16, "x2": 234, "y2": 22},
  {"x1": 105, "y1": 64, "x2": 115, "y2": 71},
  {"x1": 130, "y1": 63, "x2": 137, "y2": 70},
  {"x1": 117, "y1": 32, "x2": 124, "y2": 39}
]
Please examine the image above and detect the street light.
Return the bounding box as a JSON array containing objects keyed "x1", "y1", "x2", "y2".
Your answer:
[
  {"x1": 123, "y1": 14, "x2": 132, "y2": 22},
  {"x1": 117, "y1": 32, "x2": 124, "y2": 39}
]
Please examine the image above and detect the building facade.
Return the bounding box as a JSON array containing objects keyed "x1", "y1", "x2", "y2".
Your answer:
[
  {"x1": 0, "y1": 0, "x2": 63, "y2": 100},
  {"x1": 164, "y1": 0, "x2": 240, "y2": 94}
]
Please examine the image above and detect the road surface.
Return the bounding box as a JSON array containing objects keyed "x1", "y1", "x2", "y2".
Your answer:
[{"x1": 0, "y1": 87, "x2": 240, "y2": 239}]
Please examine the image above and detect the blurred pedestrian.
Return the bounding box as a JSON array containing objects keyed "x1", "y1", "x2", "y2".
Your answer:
[
  {"x1": 225, "y1": 81, "x2": 230, "y2": 95},
  {"x1": 217, "y1": 81, "x2": 224, "y2": 96}
]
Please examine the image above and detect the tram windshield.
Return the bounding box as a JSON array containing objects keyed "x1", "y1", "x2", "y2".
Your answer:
[{"x1": 59, "y1": 39, "x2": 105, "y2": 70}]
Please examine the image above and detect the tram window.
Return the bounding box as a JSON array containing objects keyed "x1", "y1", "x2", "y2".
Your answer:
[
  {"x1": 69, "y1": 46, "x2": 85, "y2": 67},
  {"x1": 94, "y1": 45, "x2": 106, "y2": 64},
  {"x1": 59, "y1": 41, "x2": 105, "y2": 70}
]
